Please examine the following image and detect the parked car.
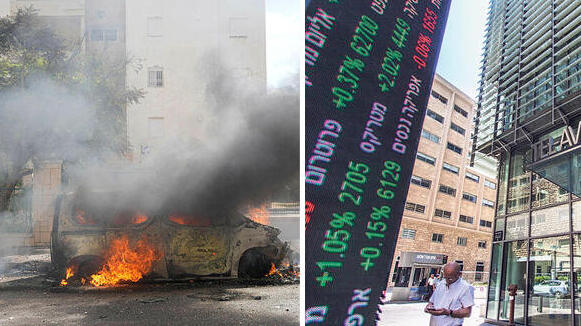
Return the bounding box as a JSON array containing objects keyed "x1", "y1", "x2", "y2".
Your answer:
[
  {"x1": 51, "y1": 191, "x2": 289, "y2": 284},
  {"x1": 533, "y1": 280, "x2": 569, "y2": 298}
]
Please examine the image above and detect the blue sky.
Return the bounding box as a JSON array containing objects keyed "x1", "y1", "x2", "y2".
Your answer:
[
  {"x1": 435, "y1": 0, "x2": 488, "y2": 99},
  {"x1": 265, "y1": 0, "x2": 301, "y2": 89}
]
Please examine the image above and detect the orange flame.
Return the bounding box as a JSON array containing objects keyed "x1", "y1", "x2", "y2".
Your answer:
[
  {"x1": 131, "y1": 214, "x2": 148, "y2": 224},
  {"x1": 74, "y1": 209, "x2": 96, "y2": 225},
  {"x1": 267, "y1": 263, "x2": 276, "y2": 276},
  {"x1": 168, "y1": 215, "x2": 211, "y2": 227},
  {"x1": 89, "y1": 235, "x2": 161, "y2": 287},
  {"x1": 248, "y1": 204, "x2": 269, "y2": 225},
  {"x1": 59, "y1": 266, "x2": 74, "y2": 286}
]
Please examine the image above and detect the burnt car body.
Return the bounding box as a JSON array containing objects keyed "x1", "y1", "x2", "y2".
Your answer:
[{"x1": 51, "y1": 192, "x2": 289, "y2": 280}]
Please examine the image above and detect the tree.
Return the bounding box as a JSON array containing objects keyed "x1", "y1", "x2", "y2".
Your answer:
[{"x1": 0, "y1": 8, "x2": 144, "y2": 212}]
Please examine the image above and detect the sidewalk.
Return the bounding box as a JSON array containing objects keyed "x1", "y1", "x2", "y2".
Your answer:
[{"x1": 377, "y1": 298, "x2": 495, "y2": 325}]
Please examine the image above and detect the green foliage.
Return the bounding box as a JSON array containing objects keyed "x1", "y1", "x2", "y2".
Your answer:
[
  {"x1": 0, "y1": 7, "x2": 144, "y2": 210},
  {"x1": 534, "y1": 275, "x2": 551, "y2": 284},
  {"x1": 0, "y1": 7, "x2": 65, "y2": 88}
]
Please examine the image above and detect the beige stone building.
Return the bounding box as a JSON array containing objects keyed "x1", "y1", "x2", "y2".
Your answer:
[{"x1": 388, "y1": 74, "x2": 497, "y2": 300}]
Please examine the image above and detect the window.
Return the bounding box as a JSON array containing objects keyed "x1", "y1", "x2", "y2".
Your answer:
[
  {"x1": 484, "y1": 180, "x2": 496, "y2": 189},
  {"x1": 447, "y1": 142, "x2": 463, "y2": 155},
  {"x1": 453, "y1": 104, "x2": 468, "y2": 117},
  {"x1": 148, "y1": 67, "x2": 164, "y2": 87},
  {"x1": 559, "y1": 239, "x2": 569, "y2": 247},
  {"x1": 401, "y1": 228, "x2": 416, "y2": 239},
  {"x1": 229, "y1": 17, "x2": 249, "y2": 38},
  {"x1": 442, "y1": 162, "x2": 459, "y2": 174},
  {"x1": 450, "y1": 122, "x2": 466, "y2": 135},
  {"x1": 431, "y1": 91, "x2": 448, "y2": 104},
  {"x1": 457, "y1": 237, "x2": 467, "y2": 246},
  {"x1": 405, "y1": 202, "x2": 425, "y2": 213},
  {"x1": 462, "y1": 192, "x2": 477, "y2": 203},
  {"x1": 459, "y1": 215, "x2": 474, "y2": 224},
  {"x1": 421, "y1": 129, "x2": 440, "y2": 143},
  {"x1": 432, "y1": 233, "x2": 444, "y2": 243},
  {"x1": 90, "y1": 29, "x2": 117, "y2": 41},
  {"x1": 439, "y1": 184, "x2": 456, "y2": 196},
  {"x1": 90, "y1": 29, "x2": 103, "y2": 41},
  {"x1": 480, "y1": 220, "x2": 492, "y2": 228},
  {"x1": 465, "y1": 171, "x2": 480, "y2": 183},
  {"x1": 475, "y1": 261, "x2": 485, "y2": 281},
  {"x1": 148, "y1": 117, "x2": 164, "y2": 138},
  {"x1": 411, "y1": 175, "x2": 431, "y2": 189},
  {"x1": 455, "y1": 260, "x2": 464, "y2": 271},
  {"x1": 416, "y1": 152, "x2": 436, "y2": 165},
  {"x1": 147, "y1": 17, "x2": 163, "y2": 36},
  {"x1": 482, "y1": 198, "x2": 495, "y2": 208},
  {"x1": 478, "y1": 241, "x2": 487, "y2": 248},
  {"x1": 426, "y1": 109, "x2": 444, "y2": 123},
  {"x1": 434, "y1": 209, "x2": 452, "y2": 219},
  {"x1": 104, "y1": 29, "x2": 117, "y2": 41}
]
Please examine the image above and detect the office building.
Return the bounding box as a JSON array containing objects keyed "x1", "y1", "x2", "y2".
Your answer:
[{"x1": 475, "y1": 0, "x2": 581, "y2": 324}]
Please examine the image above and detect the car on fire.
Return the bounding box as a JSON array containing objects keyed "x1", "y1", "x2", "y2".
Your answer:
[{"x1": 51, "y1": 191, "x2": 289, "y2": 284}]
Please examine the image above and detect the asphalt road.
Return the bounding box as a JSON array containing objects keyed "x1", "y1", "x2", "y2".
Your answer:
[{"x1": 0, "y1": 249, "x2": 299, "y2": 326}]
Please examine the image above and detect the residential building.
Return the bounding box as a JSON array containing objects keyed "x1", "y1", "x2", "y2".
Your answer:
[
  {"x1": 0, "y1": 0, "x2": 266, "y2": 247},
  {"x1": 388, "y1": 74, "x2": 497, "y2": 301},
  {"x1": 474, "y1": 0, "x2": 581, "y2": 324},
  {"x1": 125, "y1": 0, "x2": 266, "y2": 160}
]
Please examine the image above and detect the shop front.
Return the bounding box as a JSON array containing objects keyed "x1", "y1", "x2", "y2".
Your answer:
[{"x1": 390, "y1": 251, "x2": 447, "y2": 301}]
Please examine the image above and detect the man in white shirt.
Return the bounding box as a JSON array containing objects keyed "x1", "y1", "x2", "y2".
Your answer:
[{"x1": 424, "y1": 262, "x2": 474, "y2": 326}]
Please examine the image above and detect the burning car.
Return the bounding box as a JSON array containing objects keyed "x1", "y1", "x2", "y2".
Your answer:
[{"x1": 51, "y1": 191, "x2": 289, "y2": 286}]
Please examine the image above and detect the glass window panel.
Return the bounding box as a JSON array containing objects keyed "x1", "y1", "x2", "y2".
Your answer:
[
  {"x1": 532, "y1": 173, "x2": 569, "y2": 209},
  {"x1": 487, "y1": 243, "x2": 503, "y2": 320},
  {"x1": 499, "y1": 241, "x2": 527, "y2": 323},
  {"x1": 506, "y1": 213, "x2": 528, "y2": 240},
  {"x1": 495, "y1": 217, "x2": 505, "y2": 241},
  {"x1": 573, "y1": 201, "x2": 581, "y2": 232},
  {"x1": 528, "y1": 236, "x2": 571, "y2": 325},
  {"x1": 497, "y1": 154, "x2": 509, "y2": 215},
  {"x1": 572, "y1": 234, "x2": 581, "y2": 324},
  {"x1": 572, "y1": 152, "x2": 581, "y2": 197},
  {"x1": 531, "y1": 205, "x2": 570, "y2": 237},
  {"x1": 508, "y1": 152, "x2": 530, "y2": 214}
]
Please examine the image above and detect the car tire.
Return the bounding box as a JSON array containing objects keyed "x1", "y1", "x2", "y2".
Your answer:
[
  {"x1": 554, "y1": 291, "x2": 563, "y2": 299},
  {"x1": 238, "y1": 249, "x2": 273, "y2": 278}
]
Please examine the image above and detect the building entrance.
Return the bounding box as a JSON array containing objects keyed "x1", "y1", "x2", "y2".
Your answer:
[{"x1": 391, "y1": 252, "x2": 446, "y2": 301}]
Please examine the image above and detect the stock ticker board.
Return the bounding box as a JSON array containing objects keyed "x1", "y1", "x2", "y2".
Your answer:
[{"x1": 305, "y1": 0, "x2": 451, "y2": 324}]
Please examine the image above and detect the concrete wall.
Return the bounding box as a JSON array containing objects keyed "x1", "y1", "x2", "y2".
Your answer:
[{"x1": 125, "y1": 0, "x2": 267, "y2": 160}]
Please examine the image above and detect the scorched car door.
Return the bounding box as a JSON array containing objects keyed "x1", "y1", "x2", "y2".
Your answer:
[{"x1": 164, "y1": 216, "x2": 231, "y2": 277}]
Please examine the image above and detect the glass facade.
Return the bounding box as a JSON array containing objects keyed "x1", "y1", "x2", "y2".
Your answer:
[
  {"x1": 477, "y1": 0, "x2": 581, "y2": 324},
  {"x1": 486, "y1": 149, "x2": 581, "y2": 325}
]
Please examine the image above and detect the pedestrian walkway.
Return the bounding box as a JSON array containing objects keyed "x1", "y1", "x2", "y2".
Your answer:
[{"x1": 377, "y1": 298, "x2": 495, "y2": 325}]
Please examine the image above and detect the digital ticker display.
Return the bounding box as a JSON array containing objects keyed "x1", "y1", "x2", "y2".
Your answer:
[{"x1": 305, "y1": 0, "x2": 451, "y2": 324}]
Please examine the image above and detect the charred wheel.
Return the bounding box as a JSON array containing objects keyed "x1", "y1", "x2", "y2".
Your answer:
[{"x1": 238, "y1": 248, "x2": 274, "y2": 278}]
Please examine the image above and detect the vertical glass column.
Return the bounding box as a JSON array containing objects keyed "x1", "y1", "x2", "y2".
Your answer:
[
  {"x1": 497, "y1": 155, "x2": 509, "y2": 215},
  {"x1": 507, "y1": 152, "x2": 530, "y2": 214},
  {"x1": 500, "y1": 240, "x2": 528, "y2": 323},
  {"x1": 572, "y1": 234, "x2": 581, "y2": 325},
  {"x1": 487, "y1": 243, "x2": 503, "y2": 319},
  {"x1": 527, "y1": 236, "x2": 571, "y2": 325}
]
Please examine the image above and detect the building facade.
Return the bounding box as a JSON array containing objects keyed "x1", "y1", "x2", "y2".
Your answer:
[
  {"x1": 125, "y1": 0, "x2": 266, "y2": 160},
  {"x1": 475, "y1": 0, "x2": 581, "y2": 325},
  {"x1": 387, "y1": 74, "x2": 497, "y2": 301},
  {"x1": 0, "y1": 0, "x2": 266, "y2": 246}
]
